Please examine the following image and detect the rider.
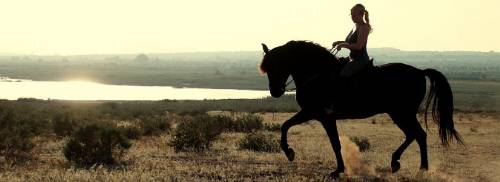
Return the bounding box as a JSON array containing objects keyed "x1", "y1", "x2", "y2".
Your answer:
[
  {"x1": 332, "y1": 4, "x2": 372, "y2": 78},
  {"x1": 326, "y1": 4, "x2": 372, "y2": 114}
]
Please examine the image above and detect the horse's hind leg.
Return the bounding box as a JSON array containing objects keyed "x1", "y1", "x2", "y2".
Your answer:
[
  {"x1": 389, "y1": 113, "x2": 415, "y2": 173},
  {"x1": 389, "y1": 113, "x2": 428, "y2": 172},
  {"x1": 413, "y1": 117, "x2": 428, "y2": 170}
]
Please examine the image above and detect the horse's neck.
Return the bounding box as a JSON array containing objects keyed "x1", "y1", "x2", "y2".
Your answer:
[
  {"x1": 290, "y1": 55, "x2": 340, "y2": 88},
  {"x1": 291, "y1": 69, "x2": 334, "y2": 89}
]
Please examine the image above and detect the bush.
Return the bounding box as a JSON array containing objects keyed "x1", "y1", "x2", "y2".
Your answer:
[
  {"x1": 263, "y1": 123, "x2": 281, "y2": 132},
  {"x1": 120, "y1": 125, "x2": 142, "y2": 140},
  {"x1": 350, "y1": 136, "x2": 371, "y2": 152},
  {"x1": 139, "y1": 115, "x2": 172, "y2": 136},
  {"x1": 169, "y1": 114, "x2": 224, "y2": 152},
  {"x1": 0, "y1": 105, "x2": 36, "y2": 161},
  {"x1": 207, "y1": 114, "x2": 264, "y2": 133},
  {"x1": 63, "y1": 123, "x2": 131, "y2": 166},
  {"x1": 177, "y1": 110, "x2": 207, "y2": 116},
  {"x1": 232, "y1": 114, "x2": 263, "y2": 132},
  {"x1": 239, "y1": 131, "x2": 280, "y2": 152},
  {"x1": 53, "y1": 112, "x2": 78, "y2": 138},
  {"x1": 0, "y1": 121, "x2": 35, "y2": 161},
  {"x1": 214, "y1": 115, "x2": 236, "y2": 132}
]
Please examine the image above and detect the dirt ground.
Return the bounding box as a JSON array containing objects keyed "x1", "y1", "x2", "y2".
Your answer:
[{"x1": 0, "y1": 112, "x2": 499, "y2": 181}]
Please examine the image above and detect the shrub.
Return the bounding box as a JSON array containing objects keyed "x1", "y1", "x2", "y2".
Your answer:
[
  {"x1": 120, "y1": 125, "x2": 142, "y2": 140},
  {"x1": 214, "y1": 115, "x2": 236, "y2": 132},
  {"x1": 0, "y1": 121, "x2": 35, "y2": 161},
  {"x1": 232, "y1": 114, "x2": 263, "y2": 132},
  {"x1": 350, "y1": 136, "x2": 371, "y2": 152},
  {"x1": 0, "y1": 105, "x2": 36, "y2": 161},
  {"x1": 139, "y1": 115, "x2": 172, "y2": 136},
  {"x1": 208, "y1": 114, "x2": 264, "y2": 133},
  {"x1": 63, "y1": 123, "x2": 131, "y2": 166},
  {"x1": 263, "y1": 123, "x2": 281, "y2": 132},
  {"x1": 239, "y1": 131, "x2": 280, "y2": 152},
  {"x1": 177, "y1": 110, "x2": 206, "y2": 116},
  {"x1": 169, "y1": 114, "x2": 223, "y2": 152},
  {"x1": 53, "y1": 112, "x2": 78, "y2": 138}
]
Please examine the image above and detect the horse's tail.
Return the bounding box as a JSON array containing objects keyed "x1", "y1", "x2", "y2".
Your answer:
[{"x1": 423, "y1": 69, "x2": 464, "y2": 147}]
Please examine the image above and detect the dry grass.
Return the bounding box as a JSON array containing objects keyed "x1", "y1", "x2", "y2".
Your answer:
[{"x1": 0, "y1": 112, "x2": 499, "y2": 181}]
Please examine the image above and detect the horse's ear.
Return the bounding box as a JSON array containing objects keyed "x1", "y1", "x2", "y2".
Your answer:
[{"x1": 261, "y1": 43, "x2": 269, "y2": 54}]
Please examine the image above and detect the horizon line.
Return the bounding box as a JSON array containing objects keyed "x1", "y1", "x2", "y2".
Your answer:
[{"x1": 0, "y1": 47, "x2": 498, "y2": 57}]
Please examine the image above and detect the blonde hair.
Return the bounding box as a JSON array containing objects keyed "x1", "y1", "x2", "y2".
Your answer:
[{"x1": 353, "y1": 4, "x2": 372, "y2": 32}]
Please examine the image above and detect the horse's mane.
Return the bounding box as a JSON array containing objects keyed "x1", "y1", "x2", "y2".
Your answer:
[
  {"x1": 284, "y1": 40, "x2": 336, "y2": 61},
  {"x1": 260, "y1": 40, "x2": 337, "y2": 73}
]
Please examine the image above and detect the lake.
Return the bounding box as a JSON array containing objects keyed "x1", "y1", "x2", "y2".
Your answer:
[{"x1": 0, "y1": 78, "x2": 271, "y2": 100}]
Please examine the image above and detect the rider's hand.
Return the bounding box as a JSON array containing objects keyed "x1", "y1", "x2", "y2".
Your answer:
[
  {"x1": 336, "y1": 43, "x2": 348, "y2": 51},
  {"x1": 332, "y1": 41, "x2": 341, "y2": 47},
  {"x1": 336, "y1": 44, "x2": 342, "y2": 51}
]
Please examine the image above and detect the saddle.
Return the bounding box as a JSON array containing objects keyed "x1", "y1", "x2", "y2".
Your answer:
[
  {"x1": 335, "y1": 57, "x2": 377, "y2": 88},
  {"x1": 337, "y1": 57, "x2": 376, "y2": 76}
]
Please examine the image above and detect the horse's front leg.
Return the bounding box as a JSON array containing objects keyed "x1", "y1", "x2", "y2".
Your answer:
[
  {"x1": 281, "y1": 110, "x2": 311, "y2": 161},
  {"x1": 318, "y1": 114, "x2": 345, "y2": 179}
]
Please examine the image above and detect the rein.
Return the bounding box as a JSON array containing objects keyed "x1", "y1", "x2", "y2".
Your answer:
[
  {"x1": 284, "y1": 78, "x2": 295, "y2": 91},
  {"x1": 284, "y1": 74, "x2": 320, "y2": 92},
  {"x1": 329, "y1": 46, "x2": 341, "y2": 56}
]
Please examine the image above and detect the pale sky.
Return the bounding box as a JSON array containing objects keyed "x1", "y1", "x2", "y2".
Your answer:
[{"x1": 0, "y1": 0, "x2": 498, "y2": 55}]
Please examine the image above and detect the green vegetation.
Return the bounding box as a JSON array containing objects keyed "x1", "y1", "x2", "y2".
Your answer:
[
  {"x1": 0, "y1": 50, "x2": 498, "y2": 180},
  {"x1": 120, "y1": 125, "x2": 142, "y2": 140},
  {"x1": 138, "y1": 115, "x2": 172, "y2": 136},
  {"x1": 0, "y1": 117, "x2": 35, "y2": 161},
  {"x1": 350, "y1": 136, "x2": 371, "y2": 152},
  {"x1": 263, "y1": 123, "x2": 281, "y2": 132},
  {"x1": 239, "y1": 131, "x2": 280, "y2": 152},
  {"x1": 0, "y1": 102, "x2": 49, "y2": 161},
  {"x1": 64, "y1": 123, "x2": 131, "y2": 167},
  {"x1": 230, "y1": 114, "x2": 264, "y2": 132},
  {"x1": 52, "y1": 112, "x2": 79, "y2": 138},
  {"x1": 169, "y1": 114, "x2": 224, "y2": 152}
]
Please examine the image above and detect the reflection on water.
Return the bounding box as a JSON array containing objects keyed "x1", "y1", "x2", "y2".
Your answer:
[{"x1": 0, "y1": 79, "x2": 271, "y2": 100}]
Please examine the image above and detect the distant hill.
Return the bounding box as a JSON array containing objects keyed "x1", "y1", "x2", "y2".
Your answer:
[{"x1": 1, "y1": 48, "x2": 498, "y2": 64}]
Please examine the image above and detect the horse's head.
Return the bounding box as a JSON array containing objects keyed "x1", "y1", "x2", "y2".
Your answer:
[
  {"x1": 259, "y1": 41, "x2": 339, "y2": 98},
  {"x1": 259, "y1": 43, "x2": 293, "y2": 98}
]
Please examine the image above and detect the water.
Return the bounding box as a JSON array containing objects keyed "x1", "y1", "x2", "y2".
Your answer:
[{"x1": 0, "y1": 77, "x2": 271, "y2": 100}]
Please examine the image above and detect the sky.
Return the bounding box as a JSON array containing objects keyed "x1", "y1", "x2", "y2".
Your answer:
[{"x1": 0, "y1": 0, "x2": 499, "y2": 55}]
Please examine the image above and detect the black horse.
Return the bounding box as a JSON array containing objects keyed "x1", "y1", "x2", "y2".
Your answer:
[{"x1": 259, "y1": 41, "x2": 463, "y2": 178}]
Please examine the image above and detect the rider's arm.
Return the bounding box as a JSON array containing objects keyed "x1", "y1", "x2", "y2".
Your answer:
[
  {"x1": 339, "y1": 24, "x2": 369, "y2": 50},
  {"x1": 332, "y1": 29, "x2": 353, "y2": 47},
  {"x1": 332, "y1": 41, "x2": 346, "y2": 47}
]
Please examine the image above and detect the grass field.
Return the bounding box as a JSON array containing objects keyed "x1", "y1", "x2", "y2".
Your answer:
[
  {"x1": 1, "y1": 50, "x2": 499, "y2": 181},
  {"x1": 1, "y1": 112, "x2": 498, "y2": 181}
]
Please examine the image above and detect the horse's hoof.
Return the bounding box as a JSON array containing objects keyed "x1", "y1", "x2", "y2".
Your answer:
[
  {"x1": 391, "y1": 160, "x2": 401, "y2": 173},
  {"x1": 285, "y1": 148, "x2": 295, "y2": 162},
  {"x1": 420, "y1": 165, "x2": 429, "y2": 171},
  {"x1": 329, "y1": 169, "x2": 344, "y2": 179}
]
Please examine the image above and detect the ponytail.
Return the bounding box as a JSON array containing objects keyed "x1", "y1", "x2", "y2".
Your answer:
[
  {"x1": 364, "y1": 10, "x2": 370, "y2": 25},
  {"x1": 364, "y1": 9, "x2": 372, "y2": 32}
]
